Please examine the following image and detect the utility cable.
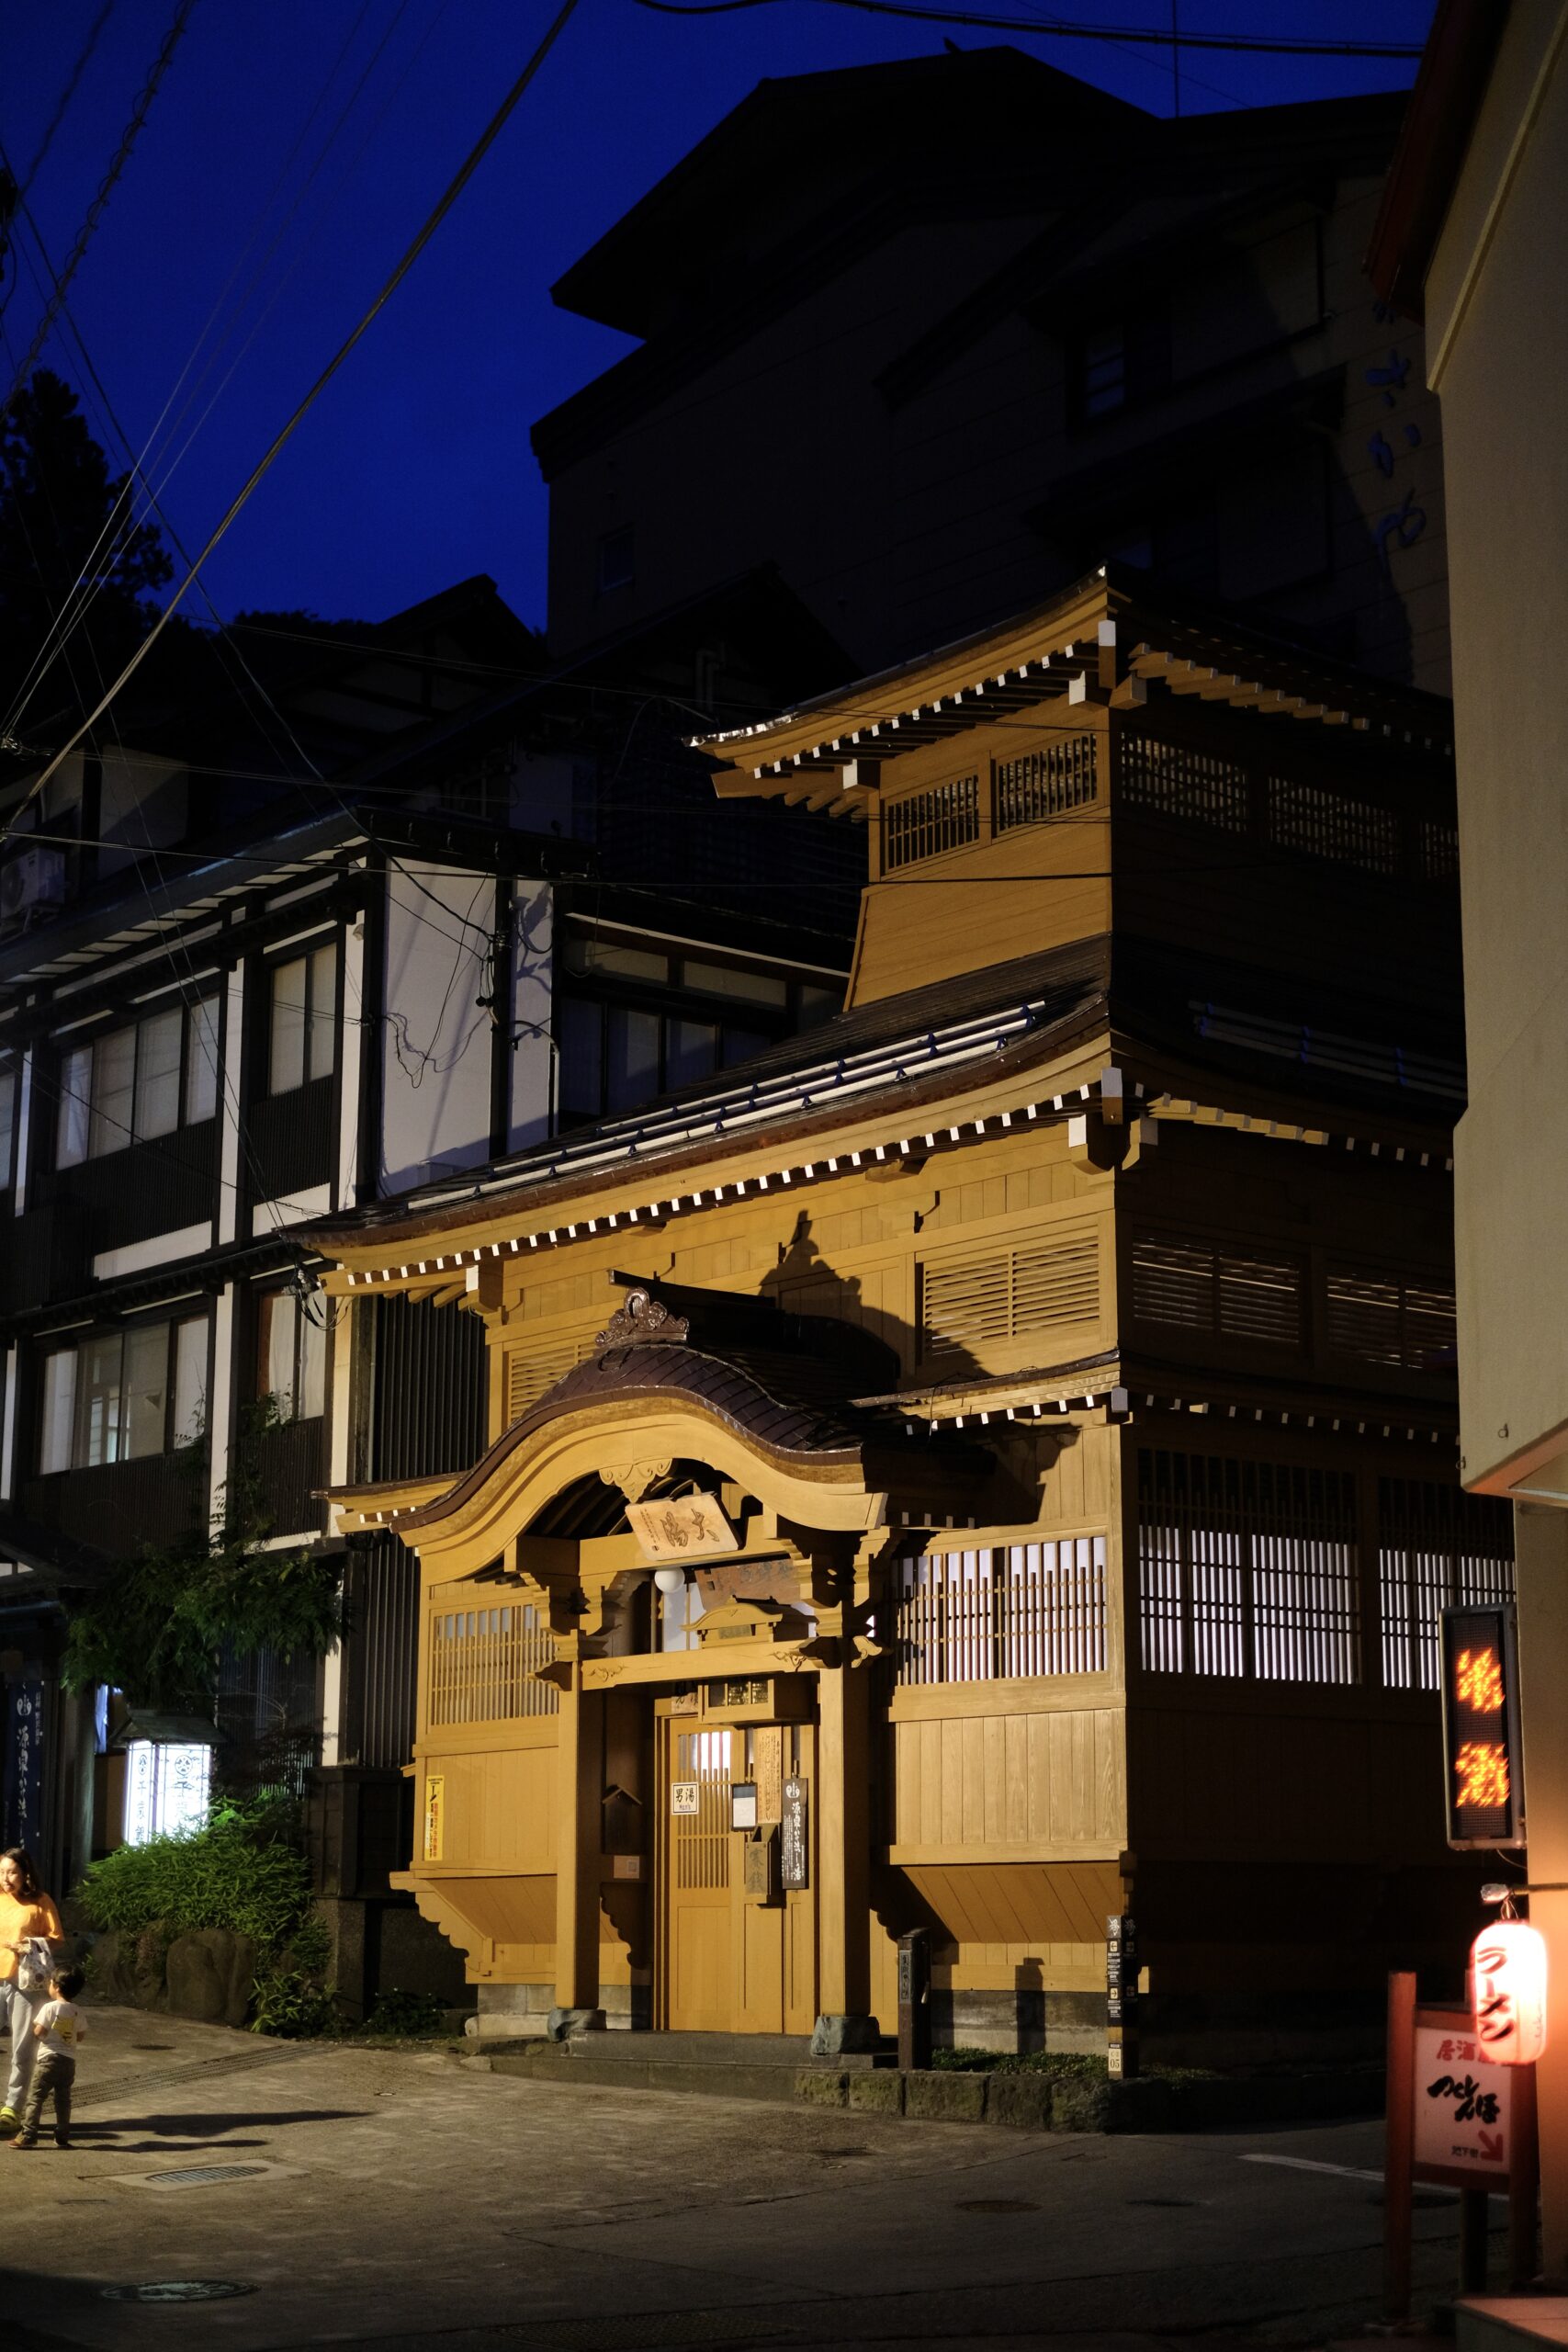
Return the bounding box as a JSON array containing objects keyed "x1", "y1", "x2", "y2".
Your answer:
[
  {"x1": 0, "y1": 0, "x2": 582, "y2": 853},
  {"x1": 15, "y1": 2, "x2": 122, "y2": 202},
  {"x1": 630, "y1": 0, "x2": 1423, "y2": 55},
  {"x1": 2, "y1": 0, "x2": 200, "y2": 412}
]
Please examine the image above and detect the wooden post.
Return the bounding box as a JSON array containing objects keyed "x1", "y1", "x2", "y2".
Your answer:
[
  {"x1": 552, "y1": 1660, "x2": 605, "y2": 2032},
  {"x1": 1460, "y1": 2189, "x2": 1491, "y2": 2297},
  {"x1": 814, "y1": 1652, "x2": 873, "y2": 2048},
  {"x1": 1385, "y1": 1971, "x2": 1416, "y2": 2322},
  {"x1": 1511, "y1": 2062, "x2": 1541, "y2": 2289}
]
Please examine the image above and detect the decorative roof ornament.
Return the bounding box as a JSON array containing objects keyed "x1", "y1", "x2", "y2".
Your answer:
[{"x1": 594, "y1": 1286, "x2": 691, "y2": 1351}]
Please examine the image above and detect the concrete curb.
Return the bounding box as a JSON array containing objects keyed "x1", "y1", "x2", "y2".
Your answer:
[{"x1": 479, "y1": 2040, "x2": 1384, "y2": 2134}]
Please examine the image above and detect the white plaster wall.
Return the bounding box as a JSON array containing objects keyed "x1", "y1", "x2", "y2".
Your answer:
[
  {"x1": 380, "y1": 864, "x2": 496, "y2": 1194},
  {"x1": 510, "y1": 879, "x2": 554, "y2": 1150},
  {"x1": 1431, "y1": 6, "x2": 1568, "y2": 1489}
]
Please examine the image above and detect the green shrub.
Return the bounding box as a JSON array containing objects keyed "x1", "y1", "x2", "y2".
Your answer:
[
  {"x1": 74, "y1": 1795, "x2": 310, "y2": 1951},
  {"x1": 929, "y1": 2046, "x2": 1216, "y2": 2083},
  {"x1": 250, "y1": 1962, "x2": 336, "y2": 2040},
  {"x1": 363, "y1": 1988, "x2": 446, "y2": 2038}
]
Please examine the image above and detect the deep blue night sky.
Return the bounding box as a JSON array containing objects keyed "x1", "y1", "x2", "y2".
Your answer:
[{"x1": 0, "y1": 1, "x2": 1436, "y2": 635}]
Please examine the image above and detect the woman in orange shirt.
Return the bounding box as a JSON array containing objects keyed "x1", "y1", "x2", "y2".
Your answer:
[{"x1": 0, "y1": 1849, "x2": 63, "y2": 2138}]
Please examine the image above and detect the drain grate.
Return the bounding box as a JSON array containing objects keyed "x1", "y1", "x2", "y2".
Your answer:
[
  {"x1": 101, "y1": 2281, "x2": 255, "y2": 2304},
  {"x1": 117, "y1": 2159, "x2": 300, "y2": 2192}
]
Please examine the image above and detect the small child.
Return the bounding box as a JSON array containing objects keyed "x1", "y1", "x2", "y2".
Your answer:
[{"x1": 11, "y1": 1965, "x2": 86, "y2": 2151}]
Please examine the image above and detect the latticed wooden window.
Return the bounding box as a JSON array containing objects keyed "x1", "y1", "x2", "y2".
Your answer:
[
  {"x1": 1268, "y1": 777, "x2": 1401, "y2": 874},
  {"x1": 1377, "y1": 1479, "x2": 1514, "y2": 1691},
  {"x1": 1420, "y1": 819, "x2": 1460, "y2": 879},
  {"x1": 920, "y1": 1234, "x2": 1099, "y2": 1359},
  {"x1": 892, "y1": 1540, "x2": 1107, "y2": 1684},
  {"x1": 1324, "y1": 1267, "x2": 1456, "y2": 1372},
  {"x1": 428, "y1": 1602, "x2": 558, "y2": 1724},
  {"x1": 1130, "y1": 1235, "x2": 1302, "y2": 1349},
  {"x1": 995, "y1": 735, "x2": 1097, "y2": 831},
  {"x1": 505, "y1": 1328, "x2": 596, "y2": 1423},
  {"x1": 882, "y1": 775, "x2": 980, "y2": 869},
  {"x1": 1119, "y1": 736, "x2": 1249, "y2": 831},
  {"x1": 1136, "y1": 1451, "x2": 1359, "y2": 1684}
]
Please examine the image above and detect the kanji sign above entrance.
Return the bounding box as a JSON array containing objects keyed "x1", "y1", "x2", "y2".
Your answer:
[
  {"x1": 1439, "y1": 1605, "x2": 1525, "y2": 1849},
  {"x1": 626, "y1": 1494, "x2": 739, "y2": 1561}
]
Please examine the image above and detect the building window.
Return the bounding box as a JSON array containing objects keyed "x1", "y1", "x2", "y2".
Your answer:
[
  {"x1": 1079, "y1": 324, "x2": 1127, "y2": 417},
  {"x1": 55, "y1": 997, "x2": 220, "y2": 1168},
  {"x1": 36, "y1": 1314, "x2": 209, "y2": 1474},
  {"x1": 1379, "y1": 1479, "x2": 1516, "y2": 1690},
  {"x1": 257, "y1": 1285, "x2": 327, "y2": 1420},
  {"x1": 1137, "y1": 1451, "x2": 1359, "y2": 1684},
  {"x1": 555, "y1": 939, "x2": 822, "y2": 1125},
  {"x1": 596, "y1": 526, "x2": 634, "y2": 594},
  {"x1": 268, "y1": 943, "x2": 336, "y2": 1095},
  {"x1": 892, "y1": 1541, "x2": 1107, "y2": 1684}
]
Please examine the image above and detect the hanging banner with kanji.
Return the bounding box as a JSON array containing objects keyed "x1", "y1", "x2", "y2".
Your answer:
[{"x1": 1439, "y1": 1604, "x2": 1525, "y2": 1849}]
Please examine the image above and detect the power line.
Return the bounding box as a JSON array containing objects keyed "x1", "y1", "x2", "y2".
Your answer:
[
  {"x1": 630, "y1": 0, "x2": 1424, "y2": 54},
  {"x1": 0, "y1": 0, "x2": 584, "y2": 855},
  {"x1": 2, "y1": 0, "x2": 200, "y2": 413},
  {"x1": 15, "y1": 2, "x2": 123, "y2": 201}
]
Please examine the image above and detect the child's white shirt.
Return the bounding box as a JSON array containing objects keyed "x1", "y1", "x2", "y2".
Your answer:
[{"x1": 32, "y1": 1998, "x2": 86, "y2": 2057}]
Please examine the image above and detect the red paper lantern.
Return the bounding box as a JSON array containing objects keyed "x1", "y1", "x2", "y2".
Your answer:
[{"x1": 1472, "y1": 1918, "x2": 1549, "y2": 2065}]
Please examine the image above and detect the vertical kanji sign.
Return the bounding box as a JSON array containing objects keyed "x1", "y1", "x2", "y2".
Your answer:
[{"x1": 1439, "y1": 1603, "x2": 1525, "y2": 1849}]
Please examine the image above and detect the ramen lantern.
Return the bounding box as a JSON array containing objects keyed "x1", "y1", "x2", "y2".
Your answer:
[{"x1": 1472, "y1": 1917, "x2": 1549, "y2": 2065}]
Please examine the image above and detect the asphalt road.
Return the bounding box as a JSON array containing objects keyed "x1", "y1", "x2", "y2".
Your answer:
[{"x1": 3, "y1": 2007, "x2": 1494, "y2": 2352}]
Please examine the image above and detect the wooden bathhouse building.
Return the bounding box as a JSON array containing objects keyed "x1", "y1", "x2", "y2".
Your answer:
[{"x1": 310, "y1": 567, "x2": 1509, "y2": 2057}]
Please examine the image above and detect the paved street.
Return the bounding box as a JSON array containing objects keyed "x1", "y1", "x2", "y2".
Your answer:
[{"x1": 1, "y1": 2007, "x2": 1495, "y2": 2352}]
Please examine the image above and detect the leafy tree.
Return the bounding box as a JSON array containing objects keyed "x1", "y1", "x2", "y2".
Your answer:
[
  {"x1": 60, "y1": 1404, "x2": 343, "y2": 1713},
  {"x1": 0, "y1": 367, "x2": 172, "y2": 722}
]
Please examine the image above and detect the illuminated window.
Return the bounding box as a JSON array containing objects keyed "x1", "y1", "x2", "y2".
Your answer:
[
  {"x1": 893, "y1": 1542, "x2": 1107, "y2": 1683},
  {"x1": 268, "y1": 943, "x2": 336, "y2": 1095},
  {"x1": 36, "y1": 1314, "x2": 209, "y2": 1474},
  {"x1": 1380, "y1": 1479, "x2": 1515, "y2": 1690},
  {"x1": 1137, "y1": 1451, "x2": 1359, "y2": 1684},
  {"x1": 256, "y1": 1286, "x2": 327, "y2": 1420},
  {"x1": 54, "y1": 997, "x2": 220, "y2": 1167}
]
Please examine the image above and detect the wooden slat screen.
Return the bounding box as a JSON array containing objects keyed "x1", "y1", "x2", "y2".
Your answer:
[
  {"x1": 1325, "y1": 1267, "x2": 1456, "y2": 1373},
  {"x1": 995, "y1": 735, "x2": 1097, "y2": 831},
  {"x1": 892, "y1": 1540, "x2": 1107, "y2": 1684},
  {"x1": 428, "y1": 1602, "x2": 558, "y2": 1724},
  {"x1": 921, "y1": 1235, "x2": 1099, "y2": 1360},
  {"x1": 1268, "y1": 776, "x2": 1401, "y2": 873},
  {"x1": 674, "y1": 1729, "x2": 731, "y2": 1888},
  {"x1": 1378, "y1": 1478, "x2": 1515, "y2": 1690},
  {"x1": 883, "y1": 775, "x2": 980, "y2": 870},
  {"x1": 1131, "y1": 1235, "x2": 1302, "y2": 1349},
  {"x1": 1420, "y1": 820, "x2": 1460, "y2": 879},
  {"x1": 1136, "y1": 1451, "x2": 1359, "y2": 1685},
  {"x1": 506, "y1": 1329, "x2": 597, "y2": 1423},
  {"x1": 1120, "y1": 736, "x2": 1249, "y2": 832}
]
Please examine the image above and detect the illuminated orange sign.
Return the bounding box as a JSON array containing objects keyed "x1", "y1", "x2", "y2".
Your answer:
[
  {"x1": 1440, "y1": 1607, "x2": 1524, "y2": 1849},
  {"x1": 1472, "y1": 1919, "x2": 1549, "y2": 2066}
]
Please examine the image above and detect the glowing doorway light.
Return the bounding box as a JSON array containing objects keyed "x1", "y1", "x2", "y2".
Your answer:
[{"x1": 122, "y1": 1741, "x2": 212, "y2": 1846}]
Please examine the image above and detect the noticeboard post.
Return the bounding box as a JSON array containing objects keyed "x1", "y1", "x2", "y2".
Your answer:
[{"x1": 1384, "y1": 1973, "x2": 1539, "y2": 2319}]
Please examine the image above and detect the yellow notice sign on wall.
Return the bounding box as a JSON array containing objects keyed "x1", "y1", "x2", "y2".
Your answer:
[{"x1": 423, "y1": 1775, "x2": 445, "y2": 1861}]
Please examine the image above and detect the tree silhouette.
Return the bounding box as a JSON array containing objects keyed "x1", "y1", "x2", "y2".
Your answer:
[{"x1": 0, "y1": 368, "x2": 172, "y2": 727}]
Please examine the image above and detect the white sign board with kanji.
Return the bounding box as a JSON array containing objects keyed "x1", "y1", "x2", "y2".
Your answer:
[{"x1": 1413, "y1": 2022, "x2": 1513, "y2": 2179}]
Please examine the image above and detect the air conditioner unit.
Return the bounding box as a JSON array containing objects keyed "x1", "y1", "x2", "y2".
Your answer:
[{"x1": 0, "y1": 845, "x2": 67, "y2": 928}]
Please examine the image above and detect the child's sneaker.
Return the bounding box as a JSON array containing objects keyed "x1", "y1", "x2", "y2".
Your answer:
[{"x1": 8, "y1": 2135, "x2": 36, "y2": 2151}]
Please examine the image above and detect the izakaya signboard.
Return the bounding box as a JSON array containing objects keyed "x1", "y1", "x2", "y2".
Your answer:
[
  {"x1": 1438, "y1": 1604, "x2": 1525, "y2": 1849},
  {"x1": 1413, "y1": 2020, "x2": 1513, "y2": 2180}
]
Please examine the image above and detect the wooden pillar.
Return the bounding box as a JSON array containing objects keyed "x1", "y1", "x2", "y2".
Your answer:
[
  {"x1": 551, "y1": 1659, "x2": 605, "y2": 2034},
  {"x1": 1513, "y1": 1503, "x2": 1568, "y2": 2279},
  {"x1": 813, "y1": 1651, "x2": 875, "y2": 2052}
]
